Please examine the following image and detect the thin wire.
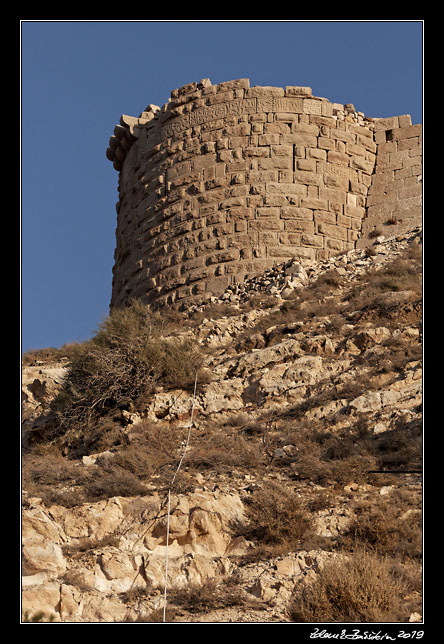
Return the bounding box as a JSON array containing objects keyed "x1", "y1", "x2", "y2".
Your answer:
[
  {"x1": 162, "y1": 371, "x2": 198, "y2": 623},
  {"x1": 163, "y1": 488, "x2": 171, "y2": 623},
  {"x1": 171, "y1": 372, "x2": 198, "y2": 486}
]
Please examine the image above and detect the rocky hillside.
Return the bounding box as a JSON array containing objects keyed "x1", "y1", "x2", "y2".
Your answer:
[{"x1": 21, "y1": 226, "x2": 422, "y2": 623}]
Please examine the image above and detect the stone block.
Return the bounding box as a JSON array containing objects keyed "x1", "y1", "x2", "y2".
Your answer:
[
  {"x1": 246, "y1": 86, "x2": 285, "y2": 97},
  {"x1": 258, "y1": 134, "x2": 280, "y2": 146},
  {"x1": 271, "y1": 144, "x2": 293, "y2": 157},
  {"x1": 206, "y1": 248, "x2": 240, "y2": 265},
  {"x1": 296, "y1": 158, "x2": 316, "y2": 172},
  {"x1": 327, "y1": 150, "x2": 349, "y2": 166},
  {"x1": 318, "y1": 137, "x2": 335, "y2": 150},
  {"x1": 280, "y1": 207, "x2": 313, "y2": 220},
  {"x1": 301, "y1": 233, "x2": 324, "y2": 247},
  {"x1": 264, "y1": 194, "x2": 287, "y2": 207},
  {"x1": 336, "y1": 213, "x2": 352, "y2": 228},
  {"x1": 346, "y1": 142, "x2": 368, "y2": 157},
  {"x1": 285, "y1": 219, "x2": 315, "y2": 235},
  {"x1": 258, "y1": 231, "x2": 279, "y2": 245},
  {"x1": 326, "y1": 237, "x2": 345, "y2": 251},
  {"x1": 357, "y1": 135, "x2": 377, "y2": 153},
  {"x1": 397, "y1": 136, "x2": 420, "y2": 151},
  {"x1": 317, "y1": 222, "x2": 348, "y2": 241},
  {"x1": 256, "y1": 207, "x2": 280, "y2": 218},
  {"x1": 285, "y1": 86, "x2": 312, "y2": 96},
  {"x1": 321, "y1": 102, "x2": 334, "y2": 116},
  {"x1": 247, "y1": 170, "x2": 279, "y2": 183},
  {"x1": 303, "y1": 99, "x2": 323, "y2": 115},
  {"x1": 273, "y1": 97, "x2": 304, "y2": 113},
  {"x1": 293, "y1": 170, "x2": 322, "y2": 186},
  {"x1": 397, "y1": 114, "x2": 412, "y2": 128},
  {"x1": 319, "y1": 186, "x2": 347, "y2": 205},
  {"x1": 373, "y1": 116, "x2": 399, "y2": 131},
  {"x1": 267, "y1": 245, "x2": 303, "y2": 257},
  {"x1": 234, "y1": 220, "x2": 247, "y2": 233},
  {"x1": 248, "y1": 219, "x2": 284, "y2": 232},
  {"x1": 324, "y1": 173, "x2": 349, "y2": 190},
  {"x1": 347, "y1": 229, "x2": 360, "y2": 243},
  {"x1": 350, "y1": 156, "x2": 374, "y2": 174},
  {"x1": 281, "y1": 133, "x2": 318, "y2": 147},
  {"x1": 307, "y1": 148, "x2": 327, "y2": 161},
  {"x1": 226, "y1": 207, "x2": 252, "y2": 221},
  {"x1": 258, "y1": 157, "x2": 292, "y2": 170},
  {"x1": 344, "y1": 204, "x2": 366, "y2": 219},
  {"x1": 218, "y1": 78, "x2": 250, "y2": 91},
  {"x1": 275, "y1": 112, "x2": 298, "y2": 122},
  {"x1": 284, "y1": 232, "x2": 300, "y2": 246},
  {"x1": 374, "y1": 130, "x2": 387, "y2": 144},
  {"x1": 314, "y1": 211, "x2": 336, "y2": 225},
  {"x1": 300, "y1": 197, "x2": 329, "y2": 211}
]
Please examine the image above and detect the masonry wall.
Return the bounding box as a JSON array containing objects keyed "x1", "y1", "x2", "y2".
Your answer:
[
  {"x1": 357, "y1": 116, "x2": 422, "y2": 245},
  {"x1": 107, "y1": 78, "x2": 422, "y2": 309}
]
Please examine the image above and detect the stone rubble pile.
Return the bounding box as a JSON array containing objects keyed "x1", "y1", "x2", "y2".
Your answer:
[{"x1": 186, "y1": 225, "x2": 422, "y2": 308}]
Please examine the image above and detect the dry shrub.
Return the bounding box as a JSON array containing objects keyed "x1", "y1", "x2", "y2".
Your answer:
[
  {"x1": 346, "y1": 244, "x2": 422, "y2": 316},
  {"x1": 189, "y1": 302, "x2": 240, "y2": 324},
  {"x1": 22, "y1": 445, "x2": 89, "y2": 506},
  {"x1": 168, "y1": 579, "x2": 247, "y2": 615},
  {"x1": 237, "y1": 482, "x2": 312, "y2": 554},
  {"x1": 342, "y1": 491, "x2": 422, "y2": 561},
  {"x1": 22, "y1": 446, "x2": 77, "y2": 486},
  {"x1": 74, "y1": 417, "x2": 126, "y2": 455},
  {"x1": 50, "y1": 299, "x2": 203, "y2": 452},
  {"x1": 371, "y1": 418, "x2": 422, "y2": 471},
  {"x1": 62, "y1": 535, "x2": 120, "y2": 557},
  {"x1": 188, "y1": 429, "x2": 265, "y2": 475},
  {"x1": 127, "y1": 422, "x2": 187, "y2": 475},
  {"x1": 309, "y1": 269, "x2": 344, "y2": 295},
  {"x1": 86, "y1": 421, "x2": 197, "y2": 494},
  {"x1": 128, "y1": 608, "x2": 178, "y2": 623},
  {"x1": 288, "y1": 550, "x2": 412, "y2": 622},
  {"x1": 108, "y1": 444, "x2": 153, "y2": 480},
  {"x1": 168, "y1": 580, "x2": 224, "y2": 614},
  {"x1": 22, "y1": 343, "x2": 80, "y2": 366},
  {"x1": 82, "y1": 462, "x2": 148, "y2": 501}
]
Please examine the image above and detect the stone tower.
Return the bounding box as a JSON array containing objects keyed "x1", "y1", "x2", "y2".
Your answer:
[{"x1": 106, "y1": 78, "x2": 422, "y2": 310}]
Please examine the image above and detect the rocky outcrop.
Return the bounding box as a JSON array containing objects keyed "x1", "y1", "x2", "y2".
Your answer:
[
  {"x1": 21, "y1": 226, "x2": 422, "y2": 623},
  {"x1": 22, "y1": 489, "x2": 251, "y2": 621}
]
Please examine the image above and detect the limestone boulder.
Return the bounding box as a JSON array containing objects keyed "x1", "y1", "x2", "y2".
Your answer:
[
  {"x1": 233, "y1": 338, "x2": 303, "y2": 376},
  {"x1": 22, "y1": 541, "x2": 66, "y2": 576}
]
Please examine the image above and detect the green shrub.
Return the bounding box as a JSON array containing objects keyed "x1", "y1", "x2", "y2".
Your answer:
[
  {"x1": 22, "y1": 611, "x2": 57, "y2": 622},
  {"x1": 50, "y1": 300, "x2": 203, "y2": 450}
]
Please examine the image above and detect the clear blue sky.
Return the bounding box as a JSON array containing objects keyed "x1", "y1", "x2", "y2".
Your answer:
[{"x1": 21, "y1": 20, "x2": 423, "y2": 353}]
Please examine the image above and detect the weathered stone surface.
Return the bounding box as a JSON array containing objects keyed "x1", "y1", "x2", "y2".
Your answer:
[{"x1": 107, "y1": 79, "x2": 421, "y2": 310}]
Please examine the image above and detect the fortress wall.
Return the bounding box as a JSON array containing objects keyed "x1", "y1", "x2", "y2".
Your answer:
[
  {"x1": 107, "y1": 79, "x2": 422, "y2": 309},
  {"x1": 357, "y1": 116, "x2": 422, "y2": 246}
]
